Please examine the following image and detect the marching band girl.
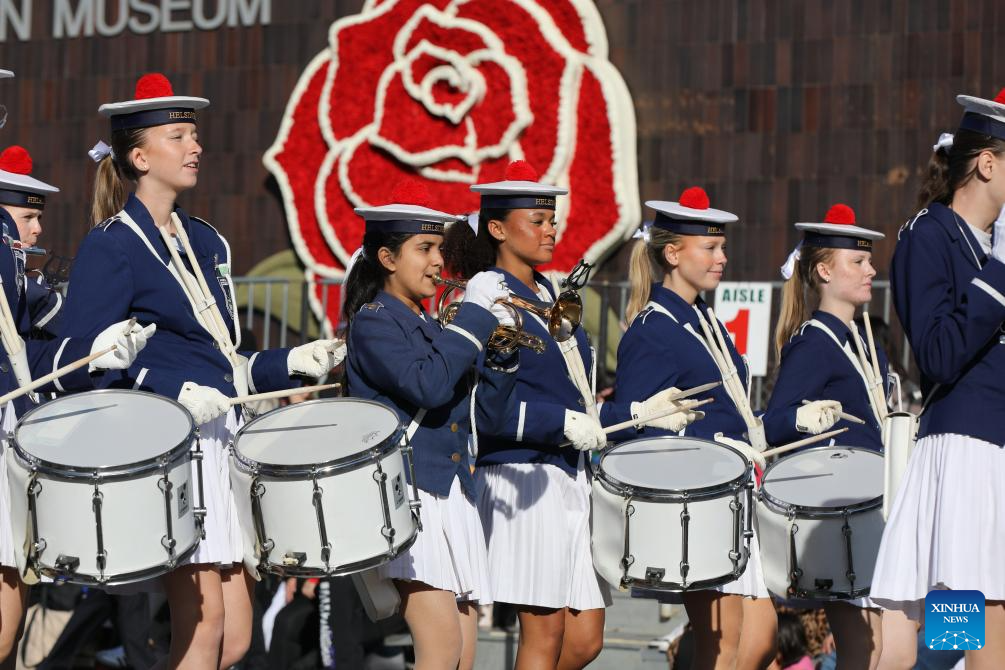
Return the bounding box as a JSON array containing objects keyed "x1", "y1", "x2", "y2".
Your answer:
[
  {"x1": 60, "y1": 73, "x2": 344, "y2": 669},
  {"x1": 442, "y1": 160, "x2": 682, "y2": 669},
  {"x1": 872, "y1": 89, "x2": 1005, "y2": 669},
  {"x1": 764, "y1": 204, "x2": 887, "y2": 669},
  {"x1": 608, "y1": 188, "x2": 776, "y2": 670},
  {"x1": 0, "y1": 144, "x2": 151, "y2": 666},
  {"x1": 343, "y1": 181, "x2": 518, "y2": 670}
]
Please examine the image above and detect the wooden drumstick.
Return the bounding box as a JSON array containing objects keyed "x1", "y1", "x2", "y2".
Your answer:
[
  {"x1": 0, "y1": 346, "x2": 117, "y2": 406},
  {"x1": 557, "y1": 398, "x2": 715, "y2": 449},
  {"x1": 229, "y1": 383, "x2": 340, "y2": 406},
  {"x1": 800, "y1": 399, "x2": 865, "y2": 425},
  {"x1": 760, "y1": 427, "x2": 849, "y2": 460},
  {"x1": 601, "y1": 397, "x2": 714, "y2": 435}
]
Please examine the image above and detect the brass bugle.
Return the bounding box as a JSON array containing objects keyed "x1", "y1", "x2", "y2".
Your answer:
[
  {"x1": 433, "y1": 275, "x2": 582, "y2": 343},
  {"x1": 432, "y1": 275, "x2": 547, "y2": 354}
]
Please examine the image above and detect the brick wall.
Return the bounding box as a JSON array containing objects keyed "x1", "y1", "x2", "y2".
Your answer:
[{"x1": 2, "y1": 0, "x2": 1000, "y2": 280}]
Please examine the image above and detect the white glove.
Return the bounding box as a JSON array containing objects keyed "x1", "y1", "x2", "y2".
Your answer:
[
  {"x1": 713, "y1": 432, "x2": 766, "y2": 469},
  {"x1": 992, "y1": 203, "x2": 1005, "y2": 264},
  {"x1": 630, "y1": 387, "x2": 705, "y2": 432},
  {"x1": 89, "y1": 320, "x2": 157, "y2": 372},
  {"x1": 287, "y1": 339, "x2": 346, "y2": 377},
  {"x1": 795, "y1": 400, "x2": 842, "y2": 434},
  {"x1": 563, "y1": 410, "x2": 607, "y2": 452},
  {"x1": 177, "y1": 382, "x2": 230, "y2": 425},
  {"x1": 489, "y1": 302, "x2": 516, "y2": 328},
  {"x1": 462, "y1": 271, "x2": 509, "y2": 311}
]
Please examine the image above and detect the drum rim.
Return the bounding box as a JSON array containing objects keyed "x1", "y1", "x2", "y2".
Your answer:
[
  {"x1": 231, "y1": 397, "x2": 406, "y2": 477},
  {"x1": 11, "y1": 389, "x2": 195, "y2": 480},
  {"x1": 594, "y1": 436, "x2": 752, "y2": 501},
  {"x1": 758, "y1": 445, "x2": 882, "y2": 516}
]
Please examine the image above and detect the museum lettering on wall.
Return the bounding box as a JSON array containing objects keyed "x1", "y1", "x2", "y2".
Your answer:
[{"x1": 0, "y1": 0, "x2": 271, "y2": 41}]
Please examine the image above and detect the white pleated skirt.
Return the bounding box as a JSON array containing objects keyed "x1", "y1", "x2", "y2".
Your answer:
[
  {"x1": 0, "y1": 403, "x2": 17, "y2": 567},
  {"x1": 379, "y1": 477, "x2": 491, "y2": 604},
  {"x1": 871, "y1": 433, "x2": 1005, "y2": 621},
  {"x1": 477, "y1": 460, "x2": 612, "y2": 611},
  {"x1": 184, "y1": 409, "x2": 244, "y2": 567}
]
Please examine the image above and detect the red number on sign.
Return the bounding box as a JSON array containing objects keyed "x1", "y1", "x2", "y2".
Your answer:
[{"x1": 724, "y1": 309, "x2": 749, "y2": 354}]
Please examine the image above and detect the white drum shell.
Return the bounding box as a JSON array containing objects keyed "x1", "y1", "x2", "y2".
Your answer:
[
  {"x1": 231, "y1": 432, "x2": 419, "y2": 577},
  {"x1": 592, "y1": 478, "x2": 750, "y2": 590},
  {"x1": 7, "y1": 449, "x2": 198, "y2": 584},
  {"x1": 756, "y1": 447, "x2": 885, "y2": 600},
  {"x1": 591, "y1": 436, "x2": 752, "y2": 591}
]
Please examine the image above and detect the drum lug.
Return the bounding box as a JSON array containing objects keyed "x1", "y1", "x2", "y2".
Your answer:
[
  {"x1": 787, "y1": 518, "x2": 803, "y2": 598},
  {"x1": 191, "y1": 435, "x2": 207, "y2": 538},
  {"x1": 679, "y1": 497, "x2": 691, "y2": 587},
  {"x1": 250, "y1": 477, "x2": 274, "y2": 566},
  {"x1": 92, "y1": 481, "x2": 107, "y2": 582},
  {"x1": 619, "y1": 499, "x2": 635, "y2": 589},
  {"x1": 729, "y1": 495, "x2": 742, "y2": 571},
  {"x1": 157, "y1": 470, "x2": 177, "y2": 565},
  {"x1": 401, "y1": 442, "x2": 422, "y2": 531},
  {"x1": 311, "y1": 472, "x2": 333, "y2": 573},
  {"x1": 841, "y1": 511, "x2": 857, "y2": 596},
  {"x1": 644, "y1": 567, "x2": 665, "y2": 584},
  {"x1": 372, "y1": 464, "x2": 396, "y2": 555},
  {"x1": 25, "y1": 474, "x2": 45, "y2": 572}
]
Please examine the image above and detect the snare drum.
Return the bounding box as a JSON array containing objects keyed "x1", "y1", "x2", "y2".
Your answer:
[
  {"x1": 591, "y1": 436, "x2": 753, "y2": 591},
  {"x1": 6, "y1": 390, "x2": 200, "y2": 585},
  {"x1": 757, "y1": 446, "x2": 884, "y2": 600},
  {"x1": 229, "y1": 398, "x2": 420, "y2": 577}
]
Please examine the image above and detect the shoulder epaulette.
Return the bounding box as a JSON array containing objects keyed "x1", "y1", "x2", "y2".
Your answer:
[{"x1": 360, "y1": 302, "x2": 384, "y2": 312}]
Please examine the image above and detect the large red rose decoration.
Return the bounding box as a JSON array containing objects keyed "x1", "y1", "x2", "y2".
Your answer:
[{"x1": 265, "y1": 0, "x2": 639, "y2": 331}]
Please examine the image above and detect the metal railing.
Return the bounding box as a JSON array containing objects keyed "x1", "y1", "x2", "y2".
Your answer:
[{"x1": 233, "y1": 277, "x2": 907, "y2": 411}]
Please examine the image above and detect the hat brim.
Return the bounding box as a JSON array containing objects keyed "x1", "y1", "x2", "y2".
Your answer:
[
  {"x1": 0, "y1": 70, "x2": 13, "y2": 80},
  {"x1": 99, "y1": 95, "x2": 210, "y2": 117},
  {"x1": 0, "y1": 170, "x2": 58, "y2": 195},
  {"x1": 353, "y1": 203, "x2": 463, "y2": 225},
  {"x1": 795, "y1": 222, "x2": 884, "y2": 241},
  {"x1": 470, "y1": 180, "x2": 567, "y2": 197},
  {"x1": 646, "y1": 200, "x2": 738, "y2": 224},
  {"x1": 956, "y1": 94, "x2": 1005, "y2": 125}
]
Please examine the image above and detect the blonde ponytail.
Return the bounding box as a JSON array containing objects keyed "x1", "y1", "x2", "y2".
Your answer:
[
  {"x1": 773, "y1": 246, "x2": 835, "y2": 359},
  {"x1": 91, "y1": 155, "x2": 127, "y2": 226},
  {"x1": 89, "y1": 127, "x2": 149, "y2": 227},
  {"x1": 625, "y1": 227, "x2": 682, "y2": 323}
]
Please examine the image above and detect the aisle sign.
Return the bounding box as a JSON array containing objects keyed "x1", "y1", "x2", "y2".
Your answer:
[{"x1": 713, "y1": 282, "x2": 772, "y2": 377}]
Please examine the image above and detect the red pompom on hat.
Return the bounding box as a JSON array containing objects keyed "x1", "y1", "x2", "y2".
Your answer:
[
  {"x1": 504, "y1": 160, "x2": 539, "y2": 182},
  {"x1": 0, "y1": 146, "x2": 32, "y2": 175},
  {"x1": 994, "y1": 88, "x2": 1005, "y2": 105},
  {"x1": 135, "y1": 73, "x2": 174, "y2": 100},
  {"x1": 389, "y1": 179, "x2": 433, "y2": 208},
  {"x1": 679, "y1": 186, "x2": 710, "y2": 210},
  {"x1": 823, "y1": 203, "x2": 856, "y2": 225}
]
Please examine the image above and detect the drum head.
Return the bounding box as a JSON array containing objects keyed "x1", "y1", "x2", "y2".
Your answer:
[
  {"x1": 761, "y1": 447, "x2": 882, "y2": 509},
  {"x1": 601, "y1": 436, "x2": 747, "y2": 492},
  {"x1": 235, "y1": 398, "x2": 402, "y2": 468},
  {"x1": 15, "y1": 390, "x2": 192, "y2": 468}
]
